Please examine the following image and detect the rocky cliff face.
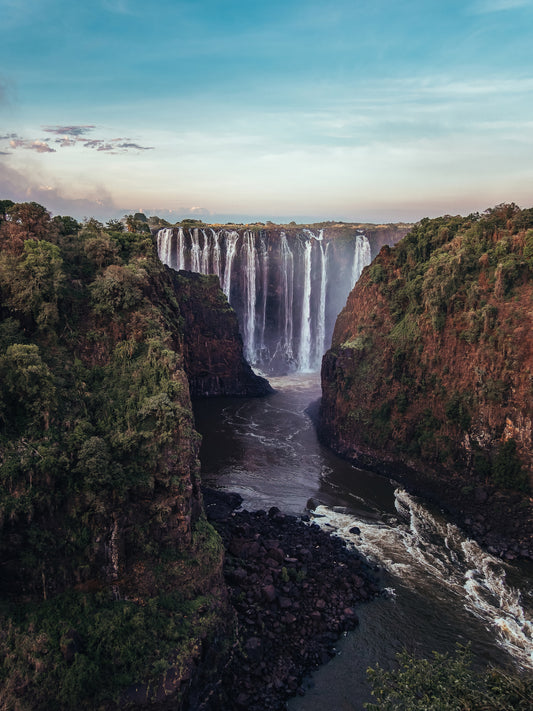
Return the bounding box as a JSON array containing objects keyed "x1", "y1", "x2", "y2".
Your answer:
[
  {"x1": 319, "y1": 205, "x2": 533, "y2": 556},
  {"x1": 0, "y1": 210, "x2": 270, "y2": 709},
  {"x1": 170, "y1": 269, "x2": 272, "y2": 397}
]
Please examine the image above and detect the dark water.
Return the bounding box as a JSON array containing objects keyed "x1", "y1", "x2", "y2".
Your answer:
[{"x1": 193, "y1": 374, "x2": 533, "y2": 709}]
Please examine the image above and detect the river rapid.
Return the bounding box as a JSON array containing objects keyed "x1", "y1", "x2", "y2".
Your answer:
[{"x1": 193, "y1": 373, "x2": 533, "y2": 710}]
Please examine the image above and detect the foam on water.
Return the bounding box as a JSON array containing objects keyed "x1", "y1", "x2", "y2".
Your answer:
[{"x1": 312, "y1": 490, "x2": 533, "y2": 669}]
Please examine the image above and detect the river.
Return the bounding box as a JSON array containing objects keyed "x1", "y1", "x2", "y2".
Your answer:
[{"x1": 193, "y1": 373, "x2": 533, "y2": 709}]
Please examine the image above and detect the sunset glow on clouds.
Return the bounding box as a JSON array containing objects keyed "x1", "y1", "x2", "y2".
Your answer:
[{"x1": 1, "y1": 0, "x2": 533, "y2": 222}]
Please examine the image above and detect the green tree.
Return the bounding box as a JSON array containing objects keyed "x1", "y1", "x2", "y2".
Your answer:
[
  {"x1": 105, "y1": 218, "x2": 125, "y2": 232},
  {"x1": 0, "y1": 199, "x2": 15, "y2": 220},
  {"x1": 52, "y1": 215, "x2": 81, "y2": 236},
  {"x1": 0, "y1": 240, "x2": 65, "y2": 329},
  {"x1": 0, "y1": 343, "x2": 56, "y2": 430}
]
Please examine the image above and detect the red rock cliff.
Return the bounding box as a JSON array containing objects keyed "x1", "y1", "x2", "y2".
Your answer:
[{"x1": 319, "y1": 205, "x2": 533, "y2": 557}]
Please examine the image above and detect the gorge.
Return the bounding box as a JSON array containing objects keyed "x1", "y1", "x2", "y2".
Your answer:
[{"x1": 1, "y1": 200, "x2": 532, "y2": 710}]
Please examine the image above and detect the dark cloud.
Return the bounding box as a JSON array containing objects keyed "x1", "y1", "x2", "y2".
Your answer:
[
  {"x1": 115, "y1": 142, "x2": 154, "y2": 151},
  {"x1": 43, "y1": 125, "x2": 96, "y2": 136},
  {"x1": 54, "y1": 137, "x2": 78, "y2": 147},
  {"x1": 82, "y1": 139, "x2": 104, "y2": 148}
]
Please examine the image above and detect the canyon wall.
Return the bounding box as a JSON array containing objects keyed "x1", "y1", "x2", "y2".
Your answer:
[
  {"x1": 319, "y1": 206, "x2": 533, "y2": 555},
  {"x1": 0, "y1": 209, "x2": 269, "y2": 709},
  {"x1": 157, "y1": 224, "x2": 410, "y2": 374}
]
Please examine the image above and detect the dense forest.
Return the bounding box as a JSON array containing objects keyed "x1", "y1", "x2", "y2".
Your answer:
[{"x1": 0, "y1": 200, "x2": 231, "y2": 708}]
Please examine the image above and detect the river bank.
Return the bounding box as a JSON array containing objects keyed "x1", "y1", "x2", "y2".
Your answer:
[{"x1": 202, "y1": 488, "x2": 380, "y2": 711}]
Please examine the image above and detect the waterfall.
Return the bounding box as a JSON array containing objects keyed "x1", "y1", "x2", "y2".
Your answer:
[
  {"x1": 243, "y1": 231, "x2": 257, "y2": 363},
  {"x1": 280, "y1": 232, "x2": 294, "y2": 362},
  {"x1": 259, "y1": 235, "x2": 268, "y2": 358},
  {"x1": 157, "y1": 227, "x2": 174, "y2": 270},
  {"x1": 191, "y1": 228, "x2": 201, "y2": 272},
  {"x1": 157, "y1": 226, "x2": 372, "y2": 375},
  {"x1": 201, "y1": 230, "x2": 210, "y2": 273},
  {"x1": 352, "y1": 232, "x2": 372, "y2": 285},
  {"x1": 315, "y1": 242, "x2": 328, "y2": 369},
  {"x1": 222, "y1": 230, "x2": 239, "y2": 299},
  {"x1": 298, "y1": 237, "x2": 313, "y2": 372},
  {"x1": 212, "y1": 228, "x2": 221, "y2": 279}
]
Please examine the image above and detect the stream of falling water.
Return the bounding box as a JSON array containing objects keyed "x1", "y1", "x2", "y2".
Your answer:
[
  {"x1": 194, "y1": 373, "x2": 533, "y2": 709},
  {"x1": 157, "y1": 227, "x2": 372, "y2": 374}
]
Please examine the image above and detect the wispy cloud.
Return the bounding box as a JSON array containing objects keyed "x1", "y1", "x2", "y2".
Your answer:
[{"x1": 1, "y1": 125, "x2": 154, "y2": 154}]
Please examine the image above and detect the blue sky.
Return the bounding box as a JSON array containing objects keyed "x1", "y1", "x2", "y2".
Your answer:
[{"x1": 1, "y1": 0, "x2": 532, "y2": 222}]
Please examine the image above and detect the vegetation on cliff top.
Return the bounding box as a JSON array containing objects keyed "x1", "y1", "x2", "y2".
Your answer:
[
  {"x1": 0, "y1": 201, "x2": 228, "y2": 708},
  {"x1": 326, "y1": 203, "x2": 532, "y2": 492},
  {"x1": 366, "y1": 644, "x2": 533, "y2": 710}
]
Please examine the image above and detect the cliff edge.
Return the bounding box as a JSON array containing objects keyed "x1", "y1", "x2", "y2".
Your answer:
[
  {"x1": 319, "y1": 204, "x2": 533, "y2": 558},
  {"x1": 0, "y1": 203, "x2": 269, "y2": 709}
]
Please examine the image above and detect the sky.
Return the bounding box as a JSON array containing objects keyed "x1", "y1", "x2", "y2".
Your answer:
[{"x1": 1, "y1": 0, "x2": 533, "y2": 223}]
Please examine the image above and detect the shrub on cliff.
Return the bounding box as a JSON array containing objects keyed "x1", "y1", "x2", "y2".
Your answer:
[{"x1": 366, "y1": 646, "x2": 533, "y2": 710}]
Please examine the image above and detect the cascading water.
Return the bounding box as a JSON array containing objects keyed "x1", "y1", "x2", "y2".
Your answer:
[
  {"x1": 298, "y1": 237, "x2": 313, "y2": 372},
  {"x1": 352, "y1": 231, "x2": 372, "y2": 286},
  {"x1": 190, "y1": 228, "x2": 201, "y2": 272},
  {"x1": 201, "y1": 229, "x2": 210, "y2": 273},
  {"x1": 222, "y1": 230, "x2": 239, "y2": 299},
  {"x1": 280, "y1": 232, "x2": 294, "y2": 364},
  {"x1": 211, "y1": 228, "x2": 221, "y2": 279},
  {"x1": 315, "y1": 242, "x2": 328, "y2": 368},
  {"x1": 243, "y1": 231, "x2": 257, "y2": 363},
  {"x1": 157, "y1": 226, "x2": 373, "y2": 374},
  {"x1": 259, "y1": 235, "x2": 268, "y2": 358}
]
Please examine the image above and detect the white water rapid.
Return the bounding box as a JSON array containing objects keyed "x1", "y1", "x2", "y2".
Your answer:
[{"x1": 312, "y1": 491, "x2": 533, "y2": 671}]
